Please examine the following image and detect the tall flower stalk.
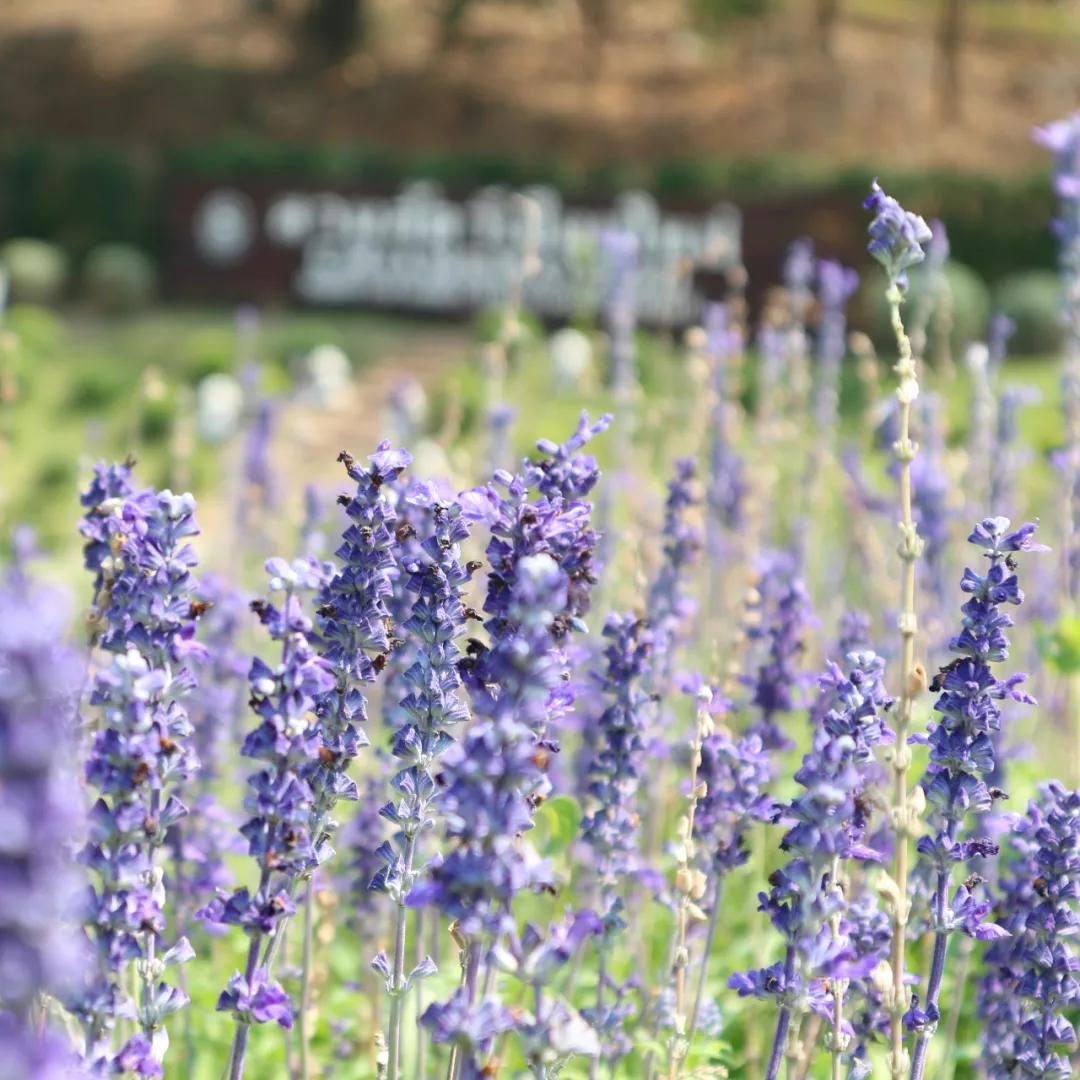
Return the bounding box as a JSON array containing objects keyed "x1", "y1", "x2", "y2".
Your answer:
[
  {"x1": 814, "y1": 259, "x2": 859, "y2": 447},
  {"x1": 201, "y1": 558, "x2": 334, "y2": 1080},
  {"x1": 864, "y1": 180, "x2": 933, "y2": 1078},
  {"x1": 172, "y1": 576, "x2": 248, "y2": 923},
  {"x1": 730, "y1": 650, "x2": 893, "y2": 1080},
  {"x1": 689, "y1": 721, "x2": 772, "y2": 1042},
  {"x1": 744, "y1": 550, "x2": 815, "y2": 752},
  {"x1": 647, "y1": 458, "x2": 703, "y2": 704},
  {"x1": 907, "y1": 517, "x2": 1045, "y2": 1079},
  {"x1": 311, "y1": 442, "x2": 411, "y2": 863},
  {"x1": 978, "y1": 781, "x2": 1080, "y2": 1078},
  {"x1": 665, "y1": 689, "x2": 714, "y2": 1079},
  {"x1": 1034, "y1": 113, "x2": 1080, "y2": 608},
  {"x1": 579, "y1": 613, "x2": 652, "y2": 1074},
  {"x1": 413, "y1": 418, "x2": 606, "y2": 1076},
  {"x1": 372, "y1": 493, "x2": 478, "y2": 1080},
  {"x1": 290, "y1": 442, "x2": 410, "y2": 1075},
  {"x1": 410, "y1": 554, "x2": 570, "y2": 1073},
  {"x1": 75, "y1": 470, "x2": 205, "y2": 1071},
  {"x1": 0, "y1": 538, "x2": 87, "y2": 1075}
]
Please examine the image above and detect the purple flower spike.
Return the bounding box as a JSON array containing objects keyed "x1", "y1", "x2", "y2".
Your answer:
[
  {"x1": 217, "y1": 967, "x2": 293, "y2": 1030},
  {"x1": 814, "y1": 258, "x2": 859, "y2": 438},
  {"x1": 863, "y1": 180, "x2": 933, "y2": 290},
  {"x1": 695, "y1": 730, "x2": 773, "y2": 875},
  {"x1": 647, "y1": 459, "x2": 703, "y2": 702},
  {"x1": 743, "y1": 551, "x2": 815, "y2": 752},
  {"x1": 733, "y1": 651, "x2": 893, "y2": 1080},
  {"x1": 909, "y1": 518, "x2": 1045, "y2": 1079},
  {"x1": 411, "y1": 553, "x2": 567, "y2": 936},
  {"x1": 579, "y1": 614, "x2": 653, "y2": 1063},
  {"x1": 600, "y1": 229, "x2": 639, "y2": 393},
  {"x1": 979, "y1": 781, "x2": 1080, "y2": 1079},
  {"x1": 201, "y1": 559, "x2": 333, "y2": 1077},
  {"x1": 305, "y1": 443, "x2": 411, "y2": 877},
  {"x1": 74, "y1": 468, "x2": 205, "y2": 1065},
  {"x1": 0, "y1": 546, "x2": 88, "y2": 1073}
]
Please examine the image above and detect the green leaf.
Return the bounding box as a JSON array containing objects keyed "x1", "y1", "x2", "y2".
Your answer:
[
  {"x1": 533, "y1": 795, "x2": 581, "y2": 856},
  {"x1": 1039, "y1": 617, "x2": 1080, "y2": 674}
]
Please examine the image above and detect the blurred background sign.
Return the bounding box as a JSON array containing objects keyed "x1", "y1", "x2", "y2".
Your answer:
[{"x1": 168, "y1": 178, "x2": 741, "y2": 323}]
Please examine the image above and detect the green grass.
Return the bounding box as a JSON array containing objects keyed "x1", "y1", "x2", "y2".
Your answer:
[
  {"x1": 2, "y1": 304, "x2": 1074, "y2": 1078},
  {"x1": 0, "y1": 304, "x2": 440, "y2": 565}
]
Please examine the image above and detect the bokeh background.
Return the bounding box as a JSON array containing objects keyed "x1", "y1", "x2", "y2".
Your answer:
[
  {"x1": 5, "y1": 6, "x2": 1080, "y2": 1078},
  {"x1": 0, "y1": 0, "x2": 1078, "y2": 553}
]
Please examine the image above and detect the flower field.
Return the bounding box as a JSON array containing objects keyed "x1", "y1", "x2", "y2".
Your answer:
[{"x1": 7, "y1": 115, "x2": 1080, "y2": 1080}]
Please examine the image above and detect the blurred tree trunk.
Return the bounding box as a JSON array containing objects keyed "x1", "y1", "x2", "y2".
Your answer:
[
  {"x1": 439, "y1": 0, "x2": 472, "y2": 48},
  {"x1": 937, "y1": 0, "x2": 964, "y2": 122},
  {"x1": 576, "y1": 0, "x2": 612, "y2": 74},
  {"x1": 302, "y1": 0, "x2": 367, "y2": 63},
  {"x1": 815, "y1": 0, "x2": 840, "y2": 55}
]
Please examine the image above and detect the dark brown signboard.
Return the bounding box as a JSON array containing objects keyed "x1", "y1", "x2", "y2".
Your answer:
[{"x1": 165, "y1": 179, "x2": 742, "y2": 325}]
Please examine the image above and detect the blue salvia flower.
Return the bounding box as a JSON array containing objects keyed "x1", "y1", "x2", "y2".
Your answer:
[
  {"x1": 992, "y1": 384, "x2": 1039, "y2": 516},
  {"x1": 863, "y1": 180, "x2": 933, "y2": 291},
  {"x1": 237, "y1": 400, "x2": 277, "y2": 540},
  {"x1": 757, "y1": 319, "x2": 787, "y2": 421},
  {"x1": 841, "y1": 894, "x2": 893, "y2": 1079},
  {"x1": 199, "y1": 558, "x2": 335, "y2": 1077},
  {"x1": 784, "y1": 238, "x2": 816, "y2": 324},
  {"x1": 492, "y1": 910, "x2": 602, "y2": 1076},
  {"x1": 581, "y1": 614, "x2": 653, "y2": 887},
  {"x1": 814, "y1": 259, "x2": 859, "y2": 439},
  {"x1": 703, "y1": 303, "x2": 747, "y2": 541},
  {"x1": 339, "y1": 772, "x2": 388, "y2": 932},
  {"x1": 79, "y1": 459, "x2": 143, "y2": 610},
  {"x1": 412, "y1": 555, "x2": 570, "y2": 1071},
  {"x1": 468, "y1": 412, "x2": 609, "y2": 753},
  {"x1": 299, "y1": 483, "x2": 329, "y2": 559},
  {"x1": 380, "y1": 473, "x2": 433, "y2": 734},
  {"x1": 907, "y1": 517, "x2": 1046, "y2": 1079},
  {"x1": 1035, "y1": 114, "x2": 1080, "y2": 604},
  {"x1": 978, "y1": 781, "x2": 1080, "y2": 1079},
  {"x1": 647, "y1": 458, "x2": 703, "y2": 704},
  {"x1": 694, "y1": 727, "x2": 773, "y2": 877},
  {"x1": 421, "y1": 994, "x2": 514, "y2": 1080},
  {"x1": 600, "y1": 230, "x2": 639, "y2": 394},
  {"x1": 987, "y1": 312, "x2": 1017, "y2": 379},
  {"x1": 730, "y1": 651, "x2": 893, "y2": 1080},
  {"x1": 307, "y1": 443, "x2": 411, "y2": 873},
  {"x1": 579, "y1": 614, "x2": 652, "y2": 1062},
  {"x1": 170, "y1": 576, "x2": 248, "y2": 925},
  {"x1": 408, "y1": 553, "x2": 566, "y2": 934},
  {"x1": 837, "y1": 609, "x2": 872, "y2": 657},
  {"x1": 370, "y1": 490, "x2": 478, "y2": 1075},
  {"x1": 413, "y1": 419, "x2": 608, "y2": 1069},
  {"x1": 0, "y1": 541, "x2": 88, "y2": 1076},
  {"x1": 1034, "y1": 113, "x2": 1080, "y2": 252},
  {"x1": 912, "y1": 393, "x2": 952, "y2": 606},
  {"x1": 743, "y1": 551, "x2": 815, "y2": 751},
  {"x1": 527, "y1": 411, "x2": 611, "y2": 503},
  {"x1": 1050, "y1": 444, "x2": 1080, "y2": 603},
  {"x1": 487, "y1": 402, "x2": 517, "y2": 475},
  {"x1": 75, "y1": 473, "x2": 205, "y2": 1065}
]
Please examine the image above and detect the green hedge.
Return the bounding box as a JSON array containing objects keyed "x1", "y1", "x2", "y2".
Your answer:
[{"x1": 0, "y1": 137, "x2": 1060, "y2": 285}]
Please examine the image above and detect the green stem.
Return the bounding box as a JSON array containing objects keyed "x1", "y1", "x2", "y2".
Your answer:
[
  {"x1": 387, "y1": 832, "x2": 419, "y2": 1080},
  {"x1": 298, "y1": 877, "x2": 315, "y2": 1080},
  {"x1": 687, "y1": 881, "x2": 722, "y2": 1048},
  {"x1": 885, "y1": 283, "x2": 923, "y2": 1080}
]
